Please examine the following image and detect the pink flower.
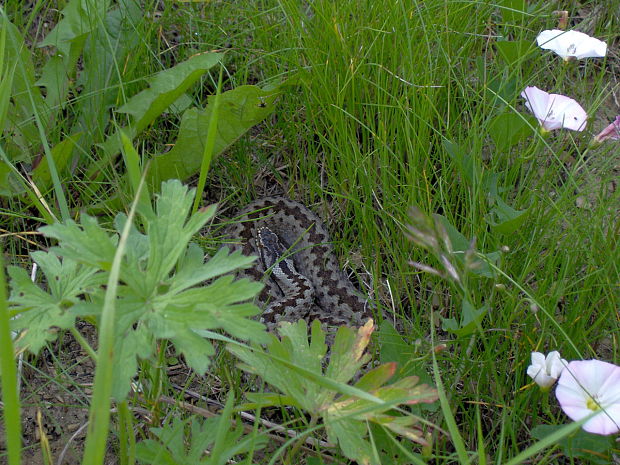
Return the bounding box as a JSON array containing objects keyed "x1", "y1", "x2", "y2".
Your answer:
[
  {"x1": 536, "y1": 30, "x2": 607, "y2": 60},
  {"x1": 521, "y1": 86, "x2": 587, "y2": 132},
  {"x1": 592, "y1": 116, "x2": 620, "y2": 144},
  {"x1": 555, "y1": 360, "x2": 620, "y2": 435}
]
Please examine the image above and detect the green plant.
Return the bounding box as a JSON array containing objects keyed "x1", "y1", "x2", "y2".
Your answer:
[{"x1": 229, "y1": 319, "x2": 438, "y2": 464}]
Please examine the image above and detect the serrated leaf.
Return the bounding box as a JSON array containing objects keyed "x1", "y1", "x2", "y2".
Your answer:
[
  {"x1": 230, "y1": 319, "x2": 437, "y2": 465},
  {"x1": 8, "y1": 252, "x2": 104, "y2": 353},
  {"x1": 136, "y1": 401, "x2": 266, "y2": 465},
  {"x1": 325, "y1": 417, "x2": 372, "y2": 464},
  {"x1": 171, "y1": 328, "x2": 215, "y2": 374},
  {"x1": 9, "y1": 180, "x2": 268, "y2": 401},
  {"x1": 325, "y1": 321, "x2": 372, "y2": 383},
  {"x1": 41, "y1": 215, "x2": 119, "y2": 270}
]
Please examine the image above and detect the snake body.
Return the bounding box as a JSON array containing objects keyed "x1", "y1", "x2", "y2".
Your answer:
[{"x1": 224, "y1": 197, "x2": 373, "y2": 330}]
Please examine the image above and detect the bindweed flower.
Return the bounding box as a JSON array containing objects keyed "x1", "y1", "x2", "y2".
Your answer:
[
  {"x1": 521, "y1": 86, "x2": 587, "y2": 132},
  {"x1": 527, "y1": 351, "x2": 567, "y2": 390},
  {"x1": 556, "y1": 360, "x2": 620, "y2": 435},
  {"x1": 592, "y1": 115, "x2": 620, "y2": 144},
  {"x1": 536, "y1": 29, "x2": 607, "y2": 60}
]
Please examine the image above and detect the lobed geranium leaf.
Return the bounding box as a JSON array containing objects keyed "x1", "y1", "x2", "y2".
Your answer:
[
  {"x1": 230, "y1": 319, "x2": 438, "y2": 465},
  {"x1": 41, "y1": 215, "x2": 119, "y2": 270},
  {"x1": 324, "y1": 417, "x2": 372, "y2": 464},
  {"x1": 8, "y1": 252, "x2": 104, "y2": 353},
  {"x1": 136, "y1": 397, "x2": 266, "y2": 465},
  {"x1": 9, "y1": 180, "x2": 268, "y2": 400},
  {"x1": 325, "y1": 320, "x2": 373, "y2": 383}
]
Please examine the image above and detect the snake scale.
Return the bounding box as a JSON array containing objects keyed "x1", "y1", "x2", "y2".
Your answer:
[{"x1": 223, "y1": 197, "x2": 373, "y2": 330}]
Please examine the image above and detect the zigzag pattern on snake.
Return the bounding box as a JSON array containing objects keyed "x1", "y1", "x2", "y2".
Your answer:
[{"x1": 223, "y1": 197, "x2": 373, "y2": 330}]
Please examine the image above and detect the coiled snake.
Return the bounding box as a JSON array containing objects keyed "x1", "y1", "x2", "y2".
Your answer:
[{"x1": 224, "y1": 197, "x2": 373, "y2": 330}]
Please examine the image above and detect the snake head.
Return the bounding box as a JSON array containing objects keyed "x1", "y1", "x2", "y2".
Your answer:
[{"x1": 257, "y1": 226, "x2": 287, "y2": 269}]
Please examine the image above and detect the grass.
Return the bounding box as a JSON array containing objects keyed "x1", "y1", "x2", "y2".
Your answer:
[{"x1": 1, "y1": 0, "x2": 619, "y2": 463}]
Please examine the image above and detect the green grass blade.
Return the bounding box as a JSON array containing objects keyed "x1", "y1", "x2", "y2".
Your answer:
[
  {"x1": 0, "y1": 248, "x2": 21, "y2": 465},
  {"x1": 120, "y1": 129, "x2": 153, "y2": 217},
  {"x1": 0, "y1": 12, "x2": 13, "y2": 131},
  {"x1": 431, "y1": 309, "x2": 470, "y2": 464},
  {"x1": 192, "y1": 65, "x2": 223, "y2": 214},
  {"x1": 81, "y1": 175, "x2": 145, "y2": 465}
]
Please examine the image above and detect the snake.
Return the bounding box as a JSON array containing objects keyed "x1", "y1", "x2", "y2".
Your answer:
[{"x1": 223, "y1": 197, "x2": 374, "y2": 331}]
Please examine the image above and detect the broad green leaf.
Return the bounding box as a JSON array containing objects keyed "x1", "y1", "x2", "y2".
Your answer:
[
  {"x1": 443, "y1": 139, "x2": 474, "y2": 186},
  {"x1": 499, "y1": 0, "x2": 527, "y2": 24},
  {"x1": 32, "y1": 133, "x2": 81, "y2": 188},
  {"x1": 441, "y1": 299, "x2": 488, "y2": 337},
  {"x1": 98, "y1": 52, "x2": 223, "y2": 162},
  {"x1": 0, "y1": 20, "x2": 46, "y2": 169},
  {"x1": 488, "y1": 112, "x2": 531, "y2": 152},
  {"x1": 35, "y1": 54, "x2": 71, "y2": 112},
  {"x1": 39, "y1": 0, "x2": 109, "y2": 56},
  {"x1": 495, "y1": 40, "x2": 536, "y2": 67},
  {"x1": 116, "y1": 52, "x2": 222, "y2": 131},
  {"x1": 531, "y1": 425, "x2": 613, "y2": 465},
  {"x1": 486, "y1": 195, "x2": 529, "y2": 234},
  {"x1": 37, "y1": 0, "x2": 108, "y2": 111},
  {"x1": 147, "y1": 83, "x2": 286, "y2": 187},
  {"x1": 73, "y1": 1, "x2": 142, "y2": 147}
]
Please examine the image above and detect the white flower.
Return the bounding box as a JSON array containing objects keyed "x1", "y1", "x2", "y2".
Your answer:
[
  {"x1": 556, "y1": 360, "x2": 620, "y2": 435},
  {"x1": 536, "y1": 29, "x2": 607, "y2": 60},
  {"x1": 521, "y1": 86, "x2": 587, "y2": 132},
  {"x1": 527, "y1": 351, "x2": 567, "y2": 389}
]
